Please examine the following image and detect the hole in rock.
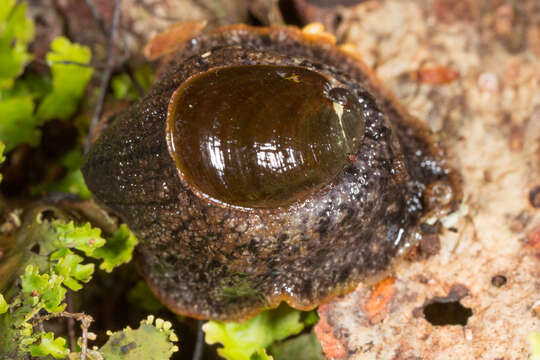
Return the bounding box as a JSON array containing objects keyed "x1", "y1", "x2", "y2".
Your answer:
[
  {"x1": 529, "y1": 186, "x2": 540, "y2": 208},
  {"x1": 423, "y1": 300, "x2": 472, "y2": 326},
  {"x1": 491, "y1": 275, "x2": 507, "y2": 287}
]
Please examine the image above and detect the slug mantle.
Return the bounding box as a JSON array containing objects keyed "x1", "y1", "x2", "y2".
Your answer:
[{"x1": 82, "y1": 24, "x2": 459, "y2": 321}]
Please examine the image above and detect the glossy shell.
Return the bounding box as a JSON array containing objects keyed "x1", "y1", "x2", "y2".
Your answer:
[
  {"x1": 82, "y1": 25, "x2": 458, "y2": 320},
  {"x1": 167, "y1": 65, "x2": 364, "y2": 209}
]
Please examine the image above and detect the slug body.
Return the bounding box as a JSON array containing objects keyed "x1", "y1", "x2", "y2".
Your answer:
[{"x1": 83, "y1": 25, "x2": 458, "y2": 320}]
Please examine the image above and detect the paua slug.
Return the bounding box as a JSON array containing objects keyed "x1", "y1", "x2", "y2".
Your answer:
[{"x1": 82, "y1": 24, "x2": 459, "y2": 320}]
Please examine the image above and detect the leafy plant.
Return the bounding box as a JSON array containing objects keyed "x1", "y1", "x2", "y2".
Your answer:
[
  {"x1": 36, "y1": 36, "x2": 93, "y2": 122},
  {"x1": 96, "y1": 315, "x2": 179, "y2": 360},
  {"x1": 0, "y1": 2, "x2": 323, "y2": 359},
  {"x1": 111, "y1": 65, "x2": 153, "y2": 101},
  {"x1": 0, "y1": 218, "x2": 144, "y2": 359},
  {"x1": 0, "y1": 0, "x2": 34, "y2": 88},
  {"x1": 268, "y1": 332, "x2": 323, "y2": 360},
  {"x1": 0, "y1": 1, "x2": 93, "y2": 151},
  {"x1": 31, "y1": 149, "x2": 91, "y2": 199},
  {"x1": 93, "y1": 224, "x2": 138, "y2": 272},
  {"x1": 203, "y1": 304, "x2": 318, "y2": 360},
  {"x1": 0, "y1": 94, "x2": 39, "y2": 151}
]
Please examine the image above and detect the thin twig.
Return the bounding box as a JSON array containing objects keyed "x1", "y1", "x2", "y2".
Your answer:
[
  {"x1": 80, "y1": 315, "x2": 93, "y2": 360},
  {"x1": 32, "y1": 311, "x2": 93, "y2": 326},
  {"x1": 37, "y1": 320, "x2": 45, "y2": 334},
  {"x1": 85, "y1": 0, "x2": 122, "y2": 153},
  {"x1": 66, "y1": 291, "x2": 76, "y2": 352},
  {"x1": 192, "y1": 320, "x2": 205, "y2": 360},
  {"x1": 32, "y1": 311, "x2": 94, "y2": 360},
  {"x1": 83, "y1": 0, "x2": 109, "y2": 37}
]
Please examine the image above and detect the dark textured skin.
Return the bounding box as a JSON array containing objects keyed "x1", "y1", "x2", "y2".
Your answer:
[{"x1": 82, "y1": 25, "x2": 458, "y2": 321}]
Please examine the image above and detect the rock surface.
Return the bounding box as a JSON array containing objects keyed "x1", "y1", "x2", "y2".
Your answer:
[{"x1": 315, "y1": 0, "x2": 540, "y2": 359}]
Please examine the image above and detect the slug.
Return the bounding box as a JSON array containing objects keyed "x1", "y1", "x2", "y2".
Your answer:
[{"x1": 82, "y1": 24, "x2": 459, "y2": 321}]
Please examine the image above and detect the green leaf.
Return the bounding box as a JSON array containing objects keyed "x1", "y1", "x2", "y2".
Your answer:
[
  {"x1": 203, "y1": 304, "x2": 307, "y2": 360},
  {"x1": 0, "y1": 142, "x2": 5, "y2": 163},
  {"x1": 0, "y1": 95, "x2": 39, "y2": 151},
  {"x1": 93, "y1": 224, "x2": 138, "y2": 272},
  {"x1": 98, "y1": 316, "x2": 179, "y2": 360},
  {"x1": 53, "y1": 151, "x2": 91, "y2": 198},
  {"x1": 31, "y1": 149, "x2": 91, "y2": 199},
  {"x1": 36, "y1": 36, "x2": 93, "y2": 121},
  {"x1": 112, "y1": 73, "x2": 134, "y2": 100},
  {"x1": 0, "y1": 294, "x2": 8, "y2": 314},
  {"x1": 7, "y1": 71, "x2": 53, "y2": 99},
  {"x1": 0, "y1": 0, "x2": 34, "y2": 88},
  {"x1": 251, "y1": 349, "x2": 273, "y2": 360},
  {"x1": 32, "y1": 168, "x2": 91, "y2": 199},
  {"x1": 20, "y1": 265, "x2": 66, "y2": 313},
  {"x1": 59, "y1": 148, "x2": 84, "y2": 170},
  {"x1": 302, "y1": 311, "x2": 319, "y2": 327},
  {"x1": 112, "y1": 65, "x2": 153, "y2": 101},
  {"x1": 52, "y1": 249, "x2": 94, "y2": 291},
  {"x1": 50, "y1": 169, "x2": 91, "y2": 199},
  {"x1": 29, "y1": 332, "x2": 69, "y2": 359},
  {"x1": 269, "y1": 332, "x2": 323, "y2": 360},
  {"x1": 0, "y1": 33, "x2": 92, "y2": 150},
  {"x1": 45, "y1": 220, "x2": 106, "y2": 257}
]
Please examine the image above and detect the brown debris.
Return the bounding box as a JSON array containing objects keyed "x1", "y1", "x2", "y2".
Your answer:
[
  {"x1": 527, "y1": 226, "x2": 540, "y2": 257},
  {"x1": 27, "y1": 0, "x2": 65, "y2": 60},
  {"x1": 509, "y1": 211, "x2": 532, "y2": 233},
  {"x1": 143, "y1": 21, "x2": 207, "y2": 60},
  {"x1": 411, "y1": 66, "x2": 460, "y2": 85},
  {"x1": 508, "y1": 124, "x2": 524, "y2": 151},
  {"x1": 527, "y1": 25, "x2": 540, "y2": 57},
  {"x1": 494, "y1": 4, "x2": 515, "y2": 35},
  {"x1": 432, "y1": 0, "x2": 478, "y2": 23},
  {"x1": 423, "y1": 181, "x2": 454, "y2": 211},
  {"x1": 364, "y1": 277, "x2": 395, "y2": 321},
  {"x1": 314, "y1": 305, "x2": 347, "y2": 360},
  {"x1": 419, "y1": 233, "x2": 441, "y2": 258},
  {"x1": 291, "y1": 0, "x2": 358, "y2": 34}
]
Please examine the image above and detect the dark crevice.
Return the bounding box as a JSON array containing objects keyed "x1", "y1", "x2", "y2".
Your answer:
[
  {"x1": 423, "y1": 300, "x2": 472, "y2": 326},
  {"x1": 30, "y1": 244, "x2": 41, "y2": 254},
  {"x1": 491, "y1": 275, "x2": 507, "y2": 287},
  {"x1": 40, "y1": 209, "x2": 58, "y2": 221},
  {"x1": 278, "y1": 0, "x2": 304, "y2": 26},
  {"x1": 246, "y1": 10, "x2": 265, "y2": 27},
  {"x1": 529, "y1": 185, "x2": 540, "y2": 208}
]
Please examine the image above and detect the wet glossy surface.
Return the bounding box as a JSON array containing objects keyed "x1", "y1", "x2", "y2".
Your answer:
[
  {"x1": 167, "y1": 65, "x2": 364, "y2": 208},
  {"x1": 83, "y1": 25, "x2": 458, "y2": 320}
]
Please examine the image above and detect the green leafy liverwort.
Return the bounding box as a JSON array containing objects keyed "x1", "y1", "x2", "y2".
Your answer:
[
  {"x1": 204, "y1": 304, "x2": 319, "y2": 360},
  {"x1": 0, "y1": 1, "x2": 93, "y2": 151},
  {"x1": 0, "y1": 218, "x2": 140, "y2": 359}
]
